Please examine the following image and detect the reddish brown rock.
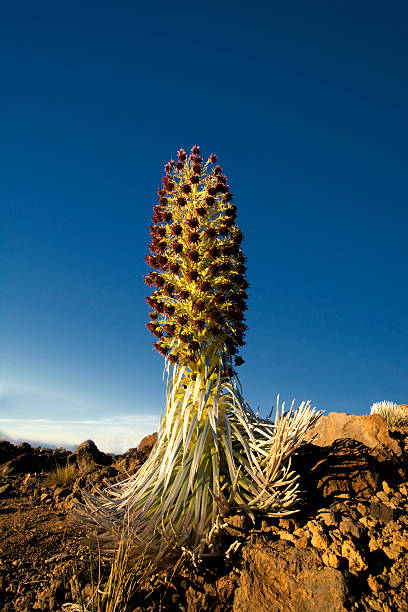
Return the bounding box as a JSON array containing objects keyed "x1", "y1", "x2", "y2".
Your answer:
[
  {"x1": 305, "y1": 413, "x2": 402, "y2": 456},
  {"x1": 233, "y1": 540, "x2": 351, "y2": 612},
  {"x1": 137, "y1": 432, "x2": 158, "y2": 461}
]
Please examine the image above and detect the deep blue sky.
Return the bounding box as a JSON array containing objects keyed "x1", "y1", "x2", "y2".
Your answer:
[{"x1": 1, "y1": 1, "x2": 407, "y2": 451}]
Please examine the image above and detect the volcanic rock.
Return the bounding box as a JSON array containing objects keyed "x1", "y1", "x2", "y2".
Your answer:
[{"x1": 305, "y1": 412, "x2": 402, "y2": 455}]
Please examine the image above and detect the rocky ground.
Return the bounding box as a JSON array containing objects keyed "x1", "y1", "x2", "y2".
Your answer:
[{"x1": 0, "y1": 414, "x2": 408, "y2": 611}]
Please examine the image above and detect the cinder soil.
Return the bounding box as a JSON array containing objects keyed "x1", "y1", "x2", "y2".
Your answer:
[{"x1": 1, "y1": 427, "x2": 408, "y2": 611}]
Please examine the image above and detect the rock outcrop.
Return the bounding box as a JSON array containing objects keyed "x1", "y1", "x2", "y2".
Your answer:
[
  {"x1": 305, "y1": 412, "x2": 402, "y2": 455},
  {"x1": 1, "y1": 413, "x2": 408, "y2": 611}
]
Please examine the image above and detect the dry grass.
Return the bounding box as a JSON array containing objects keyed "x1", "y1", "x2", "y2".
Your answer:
[
  {"x1": 48, "y1": 462, "x2": 78, "y2": 486},
  {"x1": 71, "y1": 529, "x2": 139, "y2": 612}
]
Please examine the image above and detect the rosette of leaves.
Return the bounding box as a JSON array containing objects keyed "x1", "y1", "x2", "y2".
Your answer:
[
  {"x1": 370, "y1": 401, "x2": 408, "y2": 427},
  {"x1": 79, "y1": 146, "x2": 322, "y2": 574}
]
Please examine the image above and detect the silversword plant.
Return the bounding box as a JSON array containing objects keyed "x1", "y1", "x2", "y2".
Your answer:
[
  {"x1": 79, "y1": 146, "x2": 322, "y2": 572},
  {"x1": 370, "y1": 401, "x2": 408, "y2": 427}
]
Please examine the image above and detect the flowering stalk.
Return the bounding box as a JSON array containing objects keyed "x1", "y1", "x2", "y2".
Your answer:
[{"x1": 78, "y1": 146, "x2": 321, "y2": 572}]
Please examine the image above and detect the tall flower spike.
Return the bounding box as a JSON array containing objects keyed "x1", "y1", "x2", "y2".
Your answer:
[{"x1": 77, "y1": 147, "x2": 322, "y2": 577}]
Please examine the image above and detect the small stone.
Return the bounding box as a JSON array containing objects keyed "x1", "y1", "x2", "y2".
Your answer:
[
  {"x1": 294, "y1": 536, "x2": 309, "y2": 548},
  {"x1": 341, "y1": 540, "x2": 368, "y2": 572},
  {"x1": 388, "y1": 573, "x2": 402, "y2": 588},
  {"x1": 309, "y1": 523, "x2": 330, "y2": 549},
  {"x1": 370, "y1": 501, "x2": 395, "y2": 523},
  {"x1": 321, "y1": 550, "x2": 340, "y2": 569},
  {"x1": 279, "y1": 532, "x2": 296, "y2": 543},
  {"x1": 382, "y1": 481, "x2": 393, "y2": 495},
  {"x1": 376, "y1": 491, "x2": 390, "y2": 503},
  {"x1": 339, "y1": 518, "x2": 363, "y2": 539},
  {"x1": 317, "y1": 510, "x2": 337, "y2": 528}
]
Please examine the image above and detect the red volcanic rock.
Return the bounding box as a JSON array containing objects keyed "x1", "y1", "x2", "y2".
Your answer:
[
  {"x1": 137, "y1": 432, "x2": 158, "y2": 461},
  {"x1": 305, "y1": 413, "x2": 402, "y2": 456}
]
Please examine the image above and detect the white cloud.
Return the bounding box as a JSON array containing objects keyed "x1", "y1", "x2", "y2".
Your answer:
[{"x1": 0, "y1": 416, "x2": 159, "y2": 453}]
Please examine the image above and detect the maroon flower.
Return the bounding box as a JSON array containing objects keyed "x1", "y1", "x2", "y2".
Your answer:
[
  {"x1": 162, "y1": 211, "x2": 173, "y2": 223},
  {"x1": 159, "y1": 196, "x2": 168, "y2": 206},
  {"x1": 188, "y1": 231, "x2": 200, "y2": 243},
  {"x1": 188, "y1": 249, "x2": 200, "y2": 262},
  {"x1": 216, "y1": 182, "x2": 227, "y2": 193},
  {"x1": 209, "y1": 153, "x2": 218, "y2": 163},
  {"x1": 158, "y1": 255, "x2": 168, "y2": 269},
  {"x1": 218, "y1": 225, "x2": 229, "y2": 237},
  {"x1": 208, "y1": 324, "x2": 222, "y2": 336},
  {"x1": 226, "y1": 205, "x2": 237, "y2": 218},
  {"x1": 153, "y1": 342, "x2": 168, "y2": 357},
  {"x1": 171, "y1": 224, "x2": 182, "y2": 236},
  {"x1": 144, "y1": 273, "x2": 155, "y2": 287},
  {"x1": 233, "y1": 230, "x2": 243, "y2": 244},
  {"x1": 195, "y1": 318, "x2": 206, "y2": 331},
  {"x1": 205, "y1": 226, "x2": 217, "y2": 239},
  {"x1": 220, "y1": 280, "x2": 232, "y2": 291},
  {"x1": 145, "y1": 296, "x2": 157, "y2": 309},
  {"x1": 191, "y1": 175, "x2": 199, "y2": 184},
  {"x1": 156, "y1": 240, "x2": 167, "y2": 253},
  {"x1": 168, "y1": 354, "x2": 178, "y2": 364},
  {"x1": 223, "y1": 193, "x2": 233, "y2": 203},
  {"x1": 187, "y1": 217, "x2": 199, "y2": 229},
  {"x1": 178, "y1": 289, "x2": 189, "y2": 300},
  {"x1": 213, "y1": 293, "x2": 225, "y2": 305},
  {"x1": 149, "y1": 311, "x2": 158, "y2": 320},
  {"x1": 224, "y1": 217, "x2": 235, "y2": 227},
  {"x1": 208, "y1": 245, "x2": 219, "y2": 258},
  {"x1": 187, "y1": 270, "x2": 199, "y2": 282},
  {"x1": 191, "y1": 145, "x2": 200, "y2": 155},
  {"x1": 164, "y1": 323, "x2": 175, "y2": 335},
  {"x1": 196, "y1": 206, "x2": 206, "y2": 217},
  {"x1": 188, "y1": 340, "x2": 200, "y2": 352},
  {"x1": 164, "y1": 283, "x2": 175, "y2": 297},
  {"x1": 208, "y1": 262, "x2": 220, "y2": 275},
  {"x1": 176, "y1": 161, "x2": 184, "y2": 170},
  {"x1": 177, "y1": 196, "x2": 187, "y2": 207},
  {"x1": 172, "y1": 242, "x2": 183, "y2": 254},
  {"x1": 193, "y1": 299, "x2": 205, "y2": 313},
  {"x1": 177, "y1": 148, "x2": 187, "y2": 161},
  {"x1": 193, "y1": 163, "x2": 201, "y2": 174},
  {"x1": 214, "y1": 166, "x2": 222, "y2": 175},
  {"x1": 146, "y1": 322, "x2": 163, "y2": 338},
  {"x1": 200, "y1": 280, "x2": 212, "y2": 292},
  {"x1": 145, "y1": 255, "x2": 159, "y2": 269},
  {"x1": 208, "y1": 187, "x2": 217, "y2": 196},
  {"x1": 208, "y1": 308, "x2": 222, "y2": 323},
  {"x1": 164, "y1": 304, "x2": 175, "y2": 316},
  {"x1": 235, "y1": 356, "x2": 245, "y2": 366},
  {"x1": 205, "y1": 196, "x2": 215, "y2": 206},
  {"x1": 181, "y1": 184, "x2": 192, "y2": 194},
  {"x1": 169, "y1": 261, "x2": 180, "y2": 274}
]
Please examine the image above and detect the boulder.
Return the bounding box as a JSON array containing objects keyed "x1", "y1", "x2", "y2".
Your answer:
[
  {"x1": 70, "y1": 440, "x2": 111, "y2": 470},
  {"x1": 233, "y1": 539, "x2": 351, "y2": 612},
  {"x1": 137, "y1": 432, "x2": 158, "y2": 461},
  {"x1": 305, "y1": 413, "x2": 402, "y2": 456},
  {"x1": 293, "y1": 439, "x2": 388, "y2": 507}
]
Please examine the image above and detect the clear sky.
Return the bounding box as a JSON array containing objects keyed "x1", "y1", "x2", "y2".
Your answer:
[{"x1": 1, "y1": 1, "x2": 407, "y2": 452}]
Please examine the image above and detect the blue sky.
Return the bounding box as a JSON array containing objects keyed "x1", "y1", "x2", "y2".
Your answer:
[{"x1": 1, "y1": 1, "x2": 407, "y2": 452}]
